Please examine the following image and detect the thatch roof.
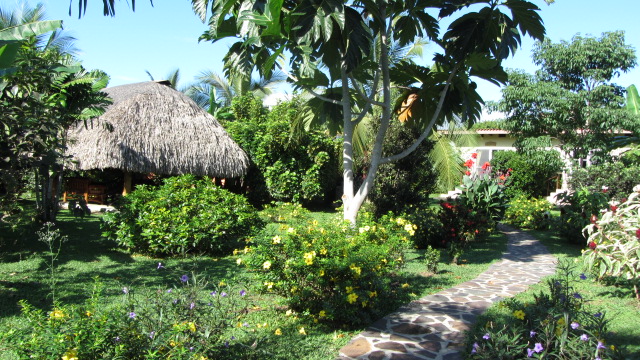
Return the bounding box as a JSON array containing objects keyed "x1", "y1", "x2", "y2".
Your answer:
[{"x1": 66, "y1": 81, "x2": 249, "y2": 178}]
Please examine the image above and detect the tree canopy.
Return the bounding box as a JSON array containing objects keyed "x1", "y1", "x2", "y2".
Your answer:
[
  {"x1": 191, "y1": 0, "x2": 546, "y2": 222},
  {"x1": 494, "y1": 31, "x2": 638, "y2": 159}
]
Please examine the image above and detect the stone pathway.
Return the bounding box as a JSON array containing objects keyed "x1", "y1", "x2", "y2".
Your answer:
[{"x1": 337, "y1": 224, "x2": 557, "y2": 360}]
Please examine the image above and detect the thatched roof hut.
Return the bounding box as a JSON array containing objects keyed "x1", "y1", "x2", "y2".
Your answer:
[{"x1": 66, "y1": 81, "x2": 249, "y2": 184}]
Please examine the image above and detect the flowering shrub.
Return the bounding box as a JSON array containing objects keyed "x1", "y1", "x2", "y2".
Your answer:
[
  {"x1": 240, "y1": 212, "x2": 413, "y2": 326},
  {"x1": 457, "y1": 173, "x2": 508, "y2": 228},
  {"x1": 259, "y1": 202, "x2": 310, "y2": 225},
  {"x1": 401, "y1": 202, "x2": 443, "y2": 249},
  {"x1": 570, "y1": 162, "x2": 640, "y2": 201},
  {"x1": 582, "y1": 185, "x2": 640, "y2": 299},
  {"x1": 503, "y1": 196, "x2": 554, "y2": 230},
  {"x1": 102, "y1": 175, "x2": 264, "y2": 256},
  {"x1": 0, "y1": 270, "x2": 251, "y2": 359},
  {"x1": 557, "y1": 187, "x2": 609, "y2": 244},
  {"x1": 467, "y1": 260, "x2": 622, "y2": 359}
]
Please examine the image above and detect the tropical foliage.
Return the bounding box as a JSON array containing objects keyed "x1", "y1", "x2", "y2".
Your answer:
[
  {"x1": 494, "y1": 31, "x2": 638, "y2": 161},
  {"x1": 101, "y1": 175, "x2": 264, "y2": 256},
  {"x1": 192, "y1": 0, "x2": 546, "y2": 222}
]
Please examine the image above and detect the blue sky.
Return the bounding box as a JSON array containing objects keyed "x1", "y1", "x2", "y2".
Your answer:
[{"x1": 30, "y1": 0, "x2": 640, "y2": 108}]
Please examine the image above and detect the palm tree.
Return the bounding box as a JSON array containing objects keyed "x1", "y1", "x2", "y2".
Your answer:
[
  {"x1": 144, "y1": 68, "x2": 182, "y2": 90},
  {"x1": 184, "y1": 69, "x2": 286, "y2": 109}
]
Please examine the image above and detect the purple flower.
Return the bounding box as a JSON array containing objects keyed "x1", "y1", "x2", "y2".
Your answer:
[
  {"x1": 594, "y1": 312, "x2": 602, "y2": 318},
  {"x1": 166, "y1": 289, "x2": 172, "y2": 293},
  {"x1": 595, "y1": 357, "x2": 601, "y2": 360},
  {"x1": 597, "y1": 341, "x2": 606, "y2": 349},
  {"x1": 533, "y1": 343, "x2": 544, "y2": 353},
  {"x1": 242, "y1": 322, "x2": 249, "y2": 327},
  {"x1": 190, "y1": 302, "x2": 195, "y2": 310},
  {"x1": 128, "y1": 312, "x2": 136, "y2": 319},
  {"x1": 571, "y1": 322, "x2": 580, "y2": 330},
  {"x1": 114, "y1": 336, "x2": 121, "y2": 342},
  {"x1": 180, "y1": 274, "x2": 189, "y2": 283},
  {"x1": 157, "y1": 262, "x2": 164, "y2": 269},
  {"x1": 149, "y1": 331, "x2": 155, "y2": 339},
  {"x1": 471, "y1": 342, "x2": 479, "y2": 354},
  {"x1": 527, "y1": 348, "x2": 535, "y2": 357},
  {"x1": 210, "y1": 291, "x2": 217, "y2": 296},
  {"x1": 240, "y1": 289, "x2": 246, "y2": 296},
  {"x1": 224, "y1": 341, "x2": 229, "y2": 348},
  {"x1": 530, "y1": 330, "x2": 537, "y2": 338},
  {"x1": 221, "y1": 292, "x2": 228, "y2": 297},
  {"x1": 573, "y1": 292, "x2": 582, "y2": 299},
  {"x1": 122, "y1": 287, "x2": 129, "y2": 294},
  {"x1": 482, "y1": 333, "x2": 490, "y2": 340},
  {"x1": 207, "y1": 302, "x2": 212, "y2": 306},
  {"x1": 580, "y1": 334, "x2": 589, "y2": 341},
  {"x1": 189, "y1": 347, "x2": 194, "y2": 351},
  {"x1": 579, "y1": 273, "x2": 587, "y2": 280}
]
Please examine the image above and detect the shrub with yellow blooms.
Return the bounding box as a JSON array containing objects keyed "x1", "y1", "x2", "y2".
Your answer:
[{"x1": 243, "y1": 212, "x2": 413, "y2": 326}]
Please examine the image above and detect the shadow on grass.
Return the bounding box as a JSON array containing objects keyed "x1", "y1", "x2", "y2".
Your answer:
[{"x1": 0, "y1": 212, "x2": 246, "y2": 319}]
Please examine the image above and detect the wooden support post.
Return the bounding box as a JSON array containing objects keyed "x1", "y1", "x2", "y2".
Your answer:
[{"x1": 123, "y1": 172, "x2": 132, "y2": 196}]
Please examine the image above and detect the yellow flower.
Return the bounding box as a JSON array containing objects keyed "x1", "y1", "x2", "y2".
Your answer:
[
  {"x1": 85, "y1": 311, "x2": 92, "y2": 317},
  {"x1": 401, "y1": 283, "x2": 410, "y2": 289},
  {"x1": 319, "y1": 248, "x2": 327, "y2": 255},
  {"x1": 368, "y1": 291, "x2": 377, "y2": 298},
  {"x1": 264, "y1": 281, "x2": 274, "y2": 289},
  {"x1": 263, "y1": 261, "x2": 272, "y2": 270},
  {"x1": 233, "y1": 249, "x2": 239, "y2": 255},
  {"x1": 319, "y1": 310, "x2": 327, "y2": 318},
  {"x1": 312, "y1": 220, "x2": 319, "y2": 226},
  {"x1": 349, "y1": 264, "x2": 362, "y2": 276},
  {"x1": 219, "y1": 280, "x2": 226, "y2": 286},
  {"x1": 347, "y1": 293, "x2": 359, "y2": 304},
  {"x1": 303, "y1": 251, "x2": 316, "y2": 265},
  {"x1": 236, "y1": 258, "x2": 243, "y2": 265},
  {"x1": 513, "y1": 310, "x2": 525, "y2": 320},
  {"x1": 358, "y1": 227, "x2": 366, "y2": 234},
  {"x1": 50, "y1": 309, "x2": 65, "y2": 319},
  {"x1": 272, "y1": 235, "x2": 281, "y2": 244},
  {"x1": 61, "y1": 349, "x2": 78, "y2": 360},
  {"x1": 188, "y1": 322, "x2": 196, "y2": 333},
  {"x1": 287, "y1": 227, "x2": 295, "y2": 233},
  {"x1": 169, "y1": 340, "x2": 177, "y2": 347},
  {"x1": 243, "y1": 246, "x2": 250, "y2": 254},
  {"x1": 285, "y1": 309, "x2": 294, "y2": 316},
  {"x1": 319, "y1": 269, "x2": 325, "y2": 276},
  {"x1": 610, "y1": 345, "x2": 615, "y2": 351},
  {"x1": 299, "y1": 327, "x2": 307, "y2": 335},
  {"x1": 274, "y1": 328, "x2": 282, "y2": 336},
  {"x1": 361, "y1": 300, "x2": 368, "y2": 307},
  {"x1": 346, "y1": 286, "x2": 354, "y2": 293}
]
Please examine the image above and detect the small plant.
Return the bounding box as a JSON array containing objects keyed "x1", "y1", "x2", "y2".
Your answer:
[
  {"x1": 37, "y1": 222, "x2": 67, "y2": 303},
  {"x1": 101, "y1": 175, "x2": 264, "y2": 256},
  {"x1": 0, "y1": 266, "x2": 252, "y2": 359},
  {"x1": 582, "y1": 185, "x2": 640, "y2": 300},
  {"x1": 423, "y1": 246, "x2": 440, "y2": 273},
  {"x1": 458, "y1": 172, "x2": 508, "y2": 228},
  {"x1": 467, "y1": 260, "x2": 622, "y2": 359},
  {"x1": 503, "y1": 196, "x2": 554, "y2": 230},
  {"x1": 240, "y1": 212, "x2": 413, "y2": 326}
]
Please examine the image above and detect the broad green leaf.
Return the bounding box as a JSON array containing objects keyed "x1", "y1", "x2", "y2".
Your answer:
[
  {"x1": 0, "y1": 43, "x2": 20, "y2": 69},
  {"x1": 626, "y1": 85, "x2": 639, "y2": 115},
  {"x1": 0, "y1": 20, "x2": 62, "y2": 41}
]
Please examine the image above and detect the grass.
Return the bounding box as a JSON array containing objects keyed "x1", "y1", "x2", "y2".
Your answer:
[
  {"x1": 0, "y1": 208, "x2": 509, "y2": 359},
  {"x1": 467, "y1": 228, "x2": 640, "y2": 359}
]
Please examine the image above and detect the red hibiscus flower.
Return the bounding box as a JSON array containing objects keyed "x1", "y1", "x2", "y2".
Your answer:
[
  {"x1": 465, "y1": 171, "x2": 471, "y2": 176},
  {"x1": 588, "y1": 241, "x2": 597, "y2": 250},
  {"x1": 464, "y1": 159, "x2": 474, "y2": 168},
  {"x1": 481, "y1": 162, "x2": 491, "y2": 170},
  {"x1": 471, "y1": 153, "x2": 478, "y2": 159}
]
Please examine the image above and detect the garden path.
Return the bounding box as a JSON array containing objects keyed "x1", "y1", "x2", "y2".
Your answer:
[{"x1": 337, "y1": 224, "x2": 557, "y2": 360}]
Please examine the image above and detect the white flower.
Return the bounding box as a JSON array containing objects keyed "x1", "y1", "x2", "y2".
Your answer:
[{"x1": 633, "y1": 184, "x2": 640, "y2": 193}]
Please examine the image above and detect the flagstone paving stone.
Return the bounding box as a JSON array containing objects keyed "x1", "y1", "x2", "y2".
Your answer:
[{"x1": 338, "y1": 224, "x2": 556, "y2": 360}]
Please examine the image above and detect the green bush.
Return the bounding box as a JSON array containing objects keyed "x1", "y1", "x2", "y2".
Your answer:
[
  {"x1": 364, "y1": 121, "x2": 437, "y2": 217},
  {"x1": 570, "y1": 161, "x2": 640, "y2": 201},
  {"x1": 491, "y1": 150, "x2": 563, "y2": 199},
  {"x1": 423, "y1": 246, "x2": 441, "y2": 273},
  {"x1": 239, "y1": 212, "x2": 413, "y2": 326},
  {"x1": 467, "y1": 261, "x2": 621, "y2": 359},
  {"x1": 503, "y1": 196, "x2": 554, "y2": 230},
  {"x1": 458, "y1": 173, "x2": 508, "y2": 228},
  {"x1": 224, "y1": 96, "x2": 341, "y2": 205},
  {"x1": 402, "y1": 202, "x2": 443, "y2": 249},
  {"x1": 0, "y1": 273, "x2": 251, "y2": 359},
  {"x1": 102, "y1": 175, "x2": 264, "y2": 256},
  {"x1": 557, "y1": 188, "x2": 609, "y2": 244}
]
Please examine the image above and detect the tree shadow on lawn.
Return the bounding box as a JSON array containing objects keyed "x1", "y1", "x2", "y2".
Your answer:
[{"x1": 0, "y1": 213, "x2": 246, "y2": 319}]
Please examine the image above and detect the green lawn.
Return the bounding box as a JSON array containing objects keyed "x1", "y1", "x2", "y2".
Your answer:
[{"x1": 0, "y1": 209, "x2": 509, "y2": 359}]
